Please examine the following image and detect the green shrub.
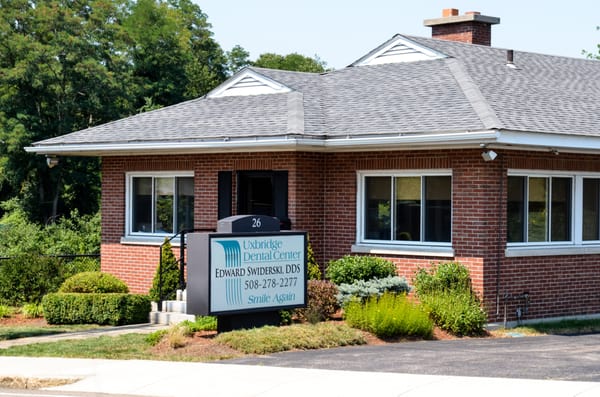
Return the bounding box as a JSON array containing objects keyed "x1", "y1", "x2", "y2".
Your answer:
[
  {"x1": 413, "y1": 262, "x2": 486, "y2": 336},
  {"x1": 326, "y1": 255, "x2": 396, "y2": 285},
  {"x1": 413, "y1": 261, "x2": 471, "y2": 296},
  {"x1": 42, "y1": 293, "x2": 151, "y2": 325},
  {"x1": 0, "y1": 254, "x2": 63, "y2": 305},
  {"x1": 59, "y1": 271, "x2": 129, "y2": 293},
  {"x1": 0, "y1": 204, "x2": 100, "y2": 258},
  {"x1": 336, "y1": 276, "x2": 411, "y2": 307},
  {"x1": 22, "y1": 303, "x2": 44, "y2": 318},
  {"x1": 149, "y1": 239, "x2": 179, "y2": 301},
  {"x1": 294, "y1": 280, "x2": 339, "y2": 323},
  {"x1": 0, "y1": 304, "x2": 12, "y2": 318},
  {"x1": 420, "y1": 291, "x2": 487, "y2": 336},
  {"x1": 61, "y1": 257, "x2": 100, "y2": 279},
  {"x1": 344, "y1": 292, "x2": 433, "y2": 339},
  {"x1": 181, "y1": 316, "x2": 217, "y2": 332},
  {"x1": 306, "y1": 236, "x2": 321, "y2": 280}
]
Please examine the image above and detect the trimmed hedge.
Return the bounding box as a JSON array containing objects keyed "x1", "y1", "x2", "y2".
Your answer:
[
  {"x1": 42, "y1": 293, "x2": 151, "y2": 325},
  {"x1": 59, "y1": 271, "x2": 129, "y2": 293},
  {"x1": 326, "y1": 255, "x2": 396, "y2": 285}
]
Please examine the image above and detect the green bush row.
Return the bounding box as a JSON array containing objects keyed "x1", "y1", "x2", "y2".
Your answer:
[
  {"x1": 336, "y1": 276, "x2": 411, "y2": 307},
  {"x1": 420, "y1": 291, "x2": 487, "y2": 336},
  {"x1": 344, "y1": 292, "x2": 433, "y2": 339},
  {"x1": 42, "y1": 293, "x2": 150, "y2": 325},
  {"x1": 326, "y1": 255, "x2": 396, "y2": 285},
  {"x1": 0, "y1": 254, "x2": 100, "y2": 306},
  {"x1": 413, "y1": 262, "x2": 487, "y2": 336}
]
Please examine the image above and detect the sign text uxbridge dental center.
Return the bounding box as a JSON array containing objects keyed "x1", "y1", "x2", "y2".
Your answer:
[{"x1": 214, "y1": 237, "x2": 303, "y2": 306}]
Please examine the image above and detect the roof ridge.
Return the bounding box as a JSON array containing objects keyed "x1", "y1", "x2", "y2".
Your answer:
[
  {"x1": 286, "y1": 91, "x2": 304, "y2": 134},
  {"x1": 444, "y1": 58, "x2": 503, "y2": 130}
]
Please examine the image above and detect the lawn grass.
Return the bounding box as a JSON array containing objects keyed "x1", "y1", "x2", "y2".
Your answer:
[
  {"x1": 0, "y1": 333, "x2": 152, "y2": 359},
  {"x1": 499, "y1": 318, "x2": 600, "y2": 336},
  {"x1": 0, "y1": 322, "x2": 366, "y2": 361}
]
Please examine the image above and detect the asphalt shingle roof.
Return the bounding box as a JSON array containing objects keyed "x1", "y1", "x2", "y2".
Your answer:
[{"x1": 32, "y1": 34, "x2": 600, "y2": 150}]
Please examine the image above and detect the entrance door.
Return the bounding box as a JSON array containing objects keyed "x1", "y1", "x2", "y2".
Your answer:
[{"x1": 237, "y1": 171, "x2": 289, "y2": 229}]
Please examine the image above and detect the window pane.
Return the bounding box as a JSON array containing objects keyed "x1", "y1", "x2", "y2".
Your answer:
[
  {"x1": 365, "y1": 177, "x2": 391, "y2": 240},
  {"x1": 507, "y1": 176, "x2": 525, "y2": 242},
  {"x1": 176, "y1": 177, "x2": 194, "y2": 232},
  {"x1": 155, "y1": 177, "x2": 174, "y2": 233},
  {"x1": 528, "y1": 177, "x2": 548, "y2": 242},
  {"x1": 132, "y1": 177, "x2": 152, "y2": 233},
  {"x1": 395, "y1": 177, "x2": 420, "y2": 241},
  {"x1": 424, "y1": 176, "x2": 451, "y2": 242},
  {"x1": 550, "y1": 178, "x2": 571, "y2": 241},
  {"x1": 583, "y1": 179, "x2": 600, "y2": 241}
]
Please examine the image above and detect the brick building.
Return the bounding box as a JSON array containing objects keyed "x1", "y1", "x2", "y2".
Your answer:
[{"x1": 28, "y1": 10, "x2": 600, "y2": 324}]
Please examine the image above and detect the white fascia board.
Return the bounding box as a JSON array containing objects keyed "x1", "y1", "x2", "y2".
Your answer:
[
  {"x1": 494, "y1": 130, "x2": 600, "y2": 154},
  {"x1": 24, "y1": 130, "x2": 501, "y2": 156},
  {"x1": 37, "y1": 129, "x2": 600, "y2": 157}
]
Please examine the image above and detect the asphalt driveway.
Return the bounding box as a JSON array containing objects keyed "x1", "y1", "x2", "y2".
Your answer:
[{"x1": 225, "y1": 333, "x2": 600, "y2": 382}]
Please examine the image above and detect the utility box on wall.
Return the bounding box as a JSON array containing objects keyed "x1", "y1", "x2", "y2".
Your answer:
[{"x1": 187, "y1": 215, "x2": 307, "y2": 331}]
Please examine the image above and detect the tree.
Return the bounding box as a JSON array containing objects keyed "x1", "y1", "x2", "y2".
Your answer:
[
  {"x1": 124, "y1": 0, "x2": 227, "y2": 108},
  {"x1": 583, "y1": 26, "x2": 600, "y2": 60},
  {"x1": 253, "y1": 52, "x2": 328, "y2": 73},
  {"x1": 226, "y1": 44, "x2": 251, "y2": 75},
  {"x1": 0, "y1": 0, "x2": 134, "y2": 222},
  {"x1": 0, "y1": 0, "x2": 227, "y2": 223},
  {"x1": 148, "y1": 239, "x2": 180, "y2": 301}
]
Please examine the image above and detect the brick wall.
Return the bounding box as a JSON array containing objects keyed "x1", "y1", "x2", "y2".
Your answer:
[{"x1": 100, "y1": 149, "x2": 600, "y2": 322}]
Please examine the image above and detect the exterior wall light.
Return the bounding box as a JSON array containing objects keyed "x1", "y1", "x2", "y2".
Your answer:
[
  {"x1": 481, "y1": 150, "x2": 497, "y2": 162},
  {"x1": 46, "y1": 155, "x2": 59, "y2": 168}
]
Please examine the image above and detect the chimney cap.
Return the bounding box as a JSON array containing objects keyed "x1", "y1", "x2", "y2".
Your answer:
[{"x1": 424, "y1": 11, "x2": 500, "y2": 27}]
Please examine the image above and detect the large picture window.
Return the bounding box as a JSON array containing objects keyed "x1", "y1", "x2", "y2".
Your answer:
[
  {"x1": 359, "y1": 172, "x2": 451, "y2": 245},
  {"x1": 127, "y1": 173, "x2": 194, "y2": 236},
  {"x1": 507, "y1": 175, "x2": 572, "y2": 243}
]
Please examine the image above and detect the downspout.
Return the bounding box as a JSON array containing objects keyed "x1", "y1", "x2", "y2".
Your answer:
[{"x1": 495, "y1": 155, "x2": 505, "y2": 318}]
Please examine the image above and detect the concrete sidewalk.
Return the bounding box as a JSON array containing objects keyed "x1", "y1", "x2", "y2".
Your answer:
[
  {"x1": 1, "y1": 325, "x2": 599, "y2": 396},
  {"x1": 0, "y1": 356, "x2": 599, "y2": 397},
  {"x1": 0, "y1": 323, "x2": 168, "y2": 349}
]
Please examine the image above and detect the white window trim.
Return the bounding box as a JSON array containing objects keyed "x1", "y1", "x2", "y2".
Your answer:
[
  {"x1": 506, "y1": 169, "x2": 600, "y2": 257},
  {"x1": 122, "y1": 171, "x2": 194, "y2": 244},
  {"x1": 355, "y1": 170, "x2": 454, "y2": 257}
]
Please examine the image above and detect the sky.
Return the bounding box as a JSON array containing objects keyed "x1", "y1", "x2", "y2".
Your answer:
[{"x1": 197, "y1": 0, "x2": 599, "y2": 69}]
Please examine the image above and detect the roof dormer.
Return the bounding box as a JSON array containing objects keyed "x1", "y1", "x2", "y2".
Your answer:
[
  {"x1": 208, "y1": 68, "x2": 292, "y2": 98},
  {"x1": 350, "y1": 35, "x2": 447, "y2": 67}
]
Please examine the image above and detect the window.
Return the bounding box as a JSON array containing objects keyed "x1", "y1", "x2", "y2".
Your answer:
[
  {"x1": 507, "y1": 175, "x2": 572, "y2": 243},
  {"x1": 359, "y1": 172, "x2": 451, "y2": 245},
  {"x1": 127, "y1": 173, "x2": 194, "y2": 236},
  {"x1": 506, "y1": 172, "x2": 600, "y2": 255},
  {"x1": 583, "y1": 178, "x2": 600, "y2": 241}
]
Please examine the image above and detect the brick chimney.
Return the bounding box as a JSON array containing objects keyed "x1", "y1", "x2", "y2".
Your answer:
[{"x1": 424, "y1": 8, "x2": 500, "y2": 46}]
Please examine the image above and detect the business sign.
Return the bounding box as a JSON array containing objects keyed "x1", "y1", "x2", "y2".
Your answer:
[{"x1": 208, "y1": 232, "x2": 306, "y2": 314}]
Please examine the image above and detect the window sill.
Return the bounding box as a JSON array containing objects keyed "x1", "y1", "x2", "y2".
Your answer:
[
  {"x1": 506, "y1": 245, "x2": 600, "y2": 257},
  {"x1": 120, "y1": 235, "x2": 181, "y2": 247},
  {"x1": 351, "y1": 243, "x2": 454, "y2": 258}
]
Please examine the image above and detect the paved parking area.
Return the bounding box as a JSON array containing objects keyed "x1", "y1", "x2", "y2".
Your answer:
[{"x1": 225, "y1": 333, "x2": 600, "y2": 382}]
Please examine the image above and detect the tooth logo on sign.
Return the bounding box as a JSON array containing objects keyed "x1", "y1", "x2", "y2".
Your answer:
[{"x1": 215, "y1": 240, "x2": 242, "y2": 306}]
